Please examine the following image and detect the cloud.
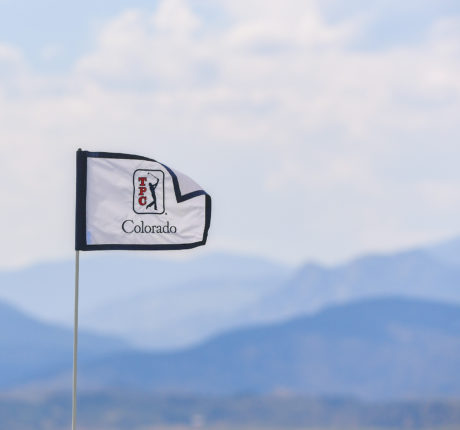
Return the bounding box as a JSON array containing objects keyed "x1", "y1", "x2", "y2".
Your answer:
[
  {"x1": 0, "y1": 43, "x2": 23, "y2": 64},
  {"x1": 0, "y1": 0, "x2": 459, "y2": 267}
]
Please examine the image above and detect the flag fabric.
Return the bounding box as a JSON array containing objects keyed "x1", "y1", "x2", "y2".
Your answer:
[{"x1": 75, "y1": 150, "x2": 211, "y2": 251}]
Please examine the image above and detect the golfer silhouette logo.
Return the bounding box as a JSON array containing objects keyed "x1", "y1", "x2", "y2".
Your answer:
[
  {"x1": 146, "y1": 173, "x2": 159, "y2": 211},
  {"x1": 133, "y1": 169, "x2": 165, "y2": 214}
]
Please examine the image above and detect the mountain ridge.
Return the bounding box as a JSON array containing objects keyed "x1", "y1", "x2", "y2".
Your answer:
[
  {"x1": 2, "y1": 237, "x2": 460, "y2": 350},
  {"x1": 0, "y1": 300, "x2": 129, "y2": 389},
  {"x1": 60, "y1": 296, "x2": 460, "y2": 400}
]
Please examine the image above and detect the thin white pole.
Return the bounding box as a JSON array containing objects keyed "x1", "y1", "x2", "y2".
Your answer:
[{"x1": 72, "y1": 250, "x2": 80, "y2": 430}]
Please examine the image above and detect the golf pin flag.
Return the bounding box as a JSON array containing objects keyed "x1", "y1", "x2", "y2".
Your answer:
[{"x1": 75, "y1": 150, "x2": 211, "y2": 250}]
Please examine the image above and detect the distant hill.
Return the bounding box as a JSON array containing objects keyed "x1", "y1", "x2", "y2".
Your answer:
[
  {"x1": 2, "y1": 237, "x2": 460, "y2": 350},
  {"x1": 243, "y1": 248, "x2": 460, "y2": 324},
  {"x1": 67, "y1": 297, "x2": 460, "y2": 399},
  {"x1": 425, "y1": 235, "x2": 460, "y2": 266},
  {"x1": 0, "y1": 300, "x2": 128, "y2": 389},
  {"x1": 0, "y1": 253, "x2": 289, "y2": 349}
]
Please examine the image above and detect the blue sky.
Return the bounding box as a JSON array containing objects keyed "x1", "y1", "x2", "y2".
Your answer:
[
  {"x1": 1, "y1": 0, "x2": 459, "y2": 67},
  {"x1": 1, "y1": 0, "x2": 460, "y2": 268}
]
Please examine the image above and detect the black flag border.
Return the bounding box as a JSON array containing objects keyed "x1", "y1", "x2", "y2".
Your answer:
[{"x1": 75, "y1": 150, "x2": 211, "y2": 251}]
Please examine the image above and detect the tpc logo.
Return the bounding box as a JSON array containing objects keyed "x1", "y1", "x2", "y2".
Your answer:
[{"x1": 133, "y1": 169, "x2": 165, "y2": 214}]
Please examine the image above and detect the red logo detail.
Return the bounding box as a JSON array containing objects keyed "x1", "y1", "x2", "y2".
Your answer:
[{"x1": 138, "y1": 177, "x2": 147, "y2": 205}]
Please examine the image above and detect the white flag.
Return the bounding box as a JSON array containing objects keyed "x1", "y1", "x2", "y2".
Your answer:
[{"x1": 75, "y1": 150, "x2": 211, "y2": 250}]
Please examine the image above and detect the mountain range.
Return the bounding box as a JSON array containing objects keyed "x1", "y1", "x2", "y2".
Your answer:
[
  {"x1": 1, "y1": 290, "x2": 460, "y2": 399},
  {"x1": 245, "y1": 247, "x2": 460, "y2": 325},
  {"x1": 0, "y1": 253, "x2": 290, "y2": 349},
  {"x1": 1, "y1": 236, "x2": 460, "y2": 399},
  {"x1": 65, "y1": 296, "x2": 460, "y2": 400},
  {"x1": 1, "y1": 236, "x2": 460, "y2": 349},
  {"x1": 0, "y1": 301, "x2": 126, "y2": 389}
]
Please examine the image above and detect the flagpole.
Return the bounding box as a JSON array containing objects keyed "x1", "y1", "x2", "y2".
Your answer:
[{"x1": 72, "y1": 250, "x2": 80, "y2": 430}]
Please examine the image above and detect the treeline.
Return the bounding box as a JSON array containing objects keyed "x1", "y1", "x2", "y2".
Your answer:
[{"x1": 1, "y1": 392, "x2": 460, "y2": 430}]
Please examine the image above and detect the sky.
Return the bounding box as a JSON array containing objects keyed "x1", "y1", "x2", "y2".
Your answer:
[{"x1": 0, "y1": 0, "x2": 460, "y2": 269}]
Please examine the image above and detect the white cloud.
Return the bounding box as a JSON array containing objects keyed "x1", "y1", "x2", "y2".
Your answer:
[
  {"x1": 0, "y1": 43, "x2": 23, "y2": 63},
  {"x1": 0, "y1": 1, "x2": 460, "y2": 268},
  {"x1": 152, "y1": 0, "x2": 200, "y2": 35}
]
